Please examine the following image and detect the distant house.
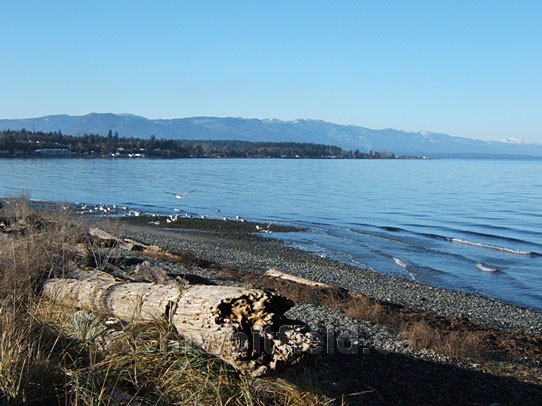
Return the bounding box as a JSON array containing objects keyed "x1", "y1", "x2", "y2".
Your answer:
[{"x1": 34, "y1": 148, "x2": 71, "y2": 156}]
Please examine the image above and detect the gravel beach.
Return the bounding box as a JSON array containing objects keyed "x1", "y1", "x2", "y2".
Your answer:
[
  {"x1": 4, "y1": 199, "x2": 542, "y2": 404},
  {"x1": 93, "y1": 215, "x2": 542, "y2": 403},
  {"x1": 107, "y1": 216, "x2": 542, "y2": 334}
]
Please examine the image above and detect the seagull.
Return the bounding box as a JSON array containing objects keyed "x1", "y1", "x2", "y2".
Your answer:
[
  {"x1": 165, "y1": 189, "x2": 197, "y2": 199},
  {"x1": 256, "y1": 223, "x2": 273, "y2": 233},
  {"x1": 166, "y1": 214, "x2": 179, "y2": 223}
]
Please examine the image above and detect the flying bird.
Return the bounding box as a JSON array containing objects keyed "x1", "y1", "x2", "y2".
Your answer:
[{"x1": 164, "y1": 189, "x2": 197, "y2": 199}]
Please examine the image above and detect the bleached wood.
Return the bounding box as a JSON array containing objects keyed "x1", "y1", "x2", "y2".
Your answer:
[
  {"x1": 265, "y1": 268, "x2": 333, "y2": 288},
  {"x1": 41, "y1": 275, "x2": 314, "y2": 376},
  {"x1": 88, "y1": 227, "x2": 138, "y2": 250}
]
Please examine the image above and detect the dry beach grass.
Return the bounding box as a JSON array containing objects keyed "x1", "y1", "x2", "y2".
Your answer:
[
  {"x1": 1, "y1": 196, "x2": 541, "y2": 404},
  {"x1": 0, "y1": 197, "x2": 332, "y2": 405}
]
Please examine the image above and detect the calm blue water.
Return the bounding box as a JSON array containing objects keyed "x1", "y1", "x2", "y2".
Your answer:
[{"x1": 1, "y1": 158, "x2": 541, "y2": 309}]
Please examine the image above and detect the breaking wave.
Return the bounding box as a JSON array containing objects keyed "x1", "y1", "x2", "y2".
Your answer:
[
  {"x1": 476, "y1": 263, "x2": 500, "y2": 273},
  {"x1": 449, "y1": 238, "x2": 538, "y2": 256}
]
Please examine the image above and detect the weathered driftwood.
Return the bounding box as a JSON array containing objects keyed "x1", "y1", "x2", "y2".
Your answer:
[
  {"x1": 89, "y1": 227, "x2": 141, "y2": 251},
  {"x1": 265, "y1": 268, "x2": 333, "y2": 288},
  {"x1": 41, "y1": 272, "x2": 315, "y2": 376},
  {"x1": 88, "y1": 227, "x2": 178, "y2": 260}
]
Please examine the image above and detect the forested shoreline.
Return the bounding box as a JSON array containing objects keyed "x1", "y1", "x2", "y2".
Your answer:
[{"x1": 0, "y1": 129, "x2": 421, "y2": 159}]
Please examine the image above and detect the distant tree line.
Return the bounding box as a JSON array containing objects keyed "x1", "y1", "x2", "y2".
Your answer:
[{"x1": 0, "y1": 129, "x2": 415, "y2": 159}]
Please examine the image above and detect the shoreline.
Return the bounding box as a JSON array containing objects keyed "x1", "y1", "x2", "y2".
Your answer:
[
  {"x1": 56, "y1": 199, "x2": 542, "y2": 315},
  {"x1": 96, "y1": 214, "x2": 542, "y2": 396},
  {"x1": 7, "y1": 198, "x2": 542, "y2": 331},
  {"x1": 3, "y1": 200, "x2": 542, "y2": 402},
  {"x1": 108, "y1": 214, "x2": 542, "y2": 334}
]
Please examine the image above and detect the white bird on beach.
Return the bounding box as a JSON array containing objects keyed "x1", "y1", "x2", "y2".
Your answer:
[
  {"x1": 256, "y1": 223, "x2": 273, "y2": 233},
  {"x1": 166, "y1": 214, "x2": 179, "y2": 223},
  {"x1": 164, "y1": 189, "x2": 197, "y2": 199}
]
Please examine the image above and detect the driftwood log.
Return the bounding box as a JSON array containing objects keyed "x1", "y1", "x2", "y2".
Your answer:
[
  {"x1": 41, "y1": 271, "x2": 316, "y2": 376},
  {"x1": 265, "y1": 268, "x2": 333, "y2": 288}
]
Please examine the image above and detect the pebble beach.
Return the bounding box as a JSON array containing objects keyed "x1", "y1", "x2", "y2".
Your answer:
[
  {"x1": 4, "y1": 199, "x2": 542, "y2": 403},
  {"x1": 99, "y1": 215, "x2": 542, "y2": 403},
  {"x1": 109, "y1": 215, "x2": 542, "y2": 335}
]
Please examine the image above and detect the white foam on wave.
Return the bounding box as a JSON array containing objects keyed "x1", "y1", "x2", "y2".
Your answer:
[
  {"x1": 393, "y1": 257, "x2": 408, "y2": 268},
  {"x1": 450, "y1": 238, "x2": 532, "y2": 256},
  {"x1": 476, "y1": 263, "x2": 500, "y2": 273},
  {"x1": 393, "y1": 257, "x2": 416, "y2": 280}
]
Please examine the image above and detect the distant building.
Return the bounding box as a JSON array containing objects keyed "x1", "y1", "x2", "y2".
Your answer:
[{"x1": 34, "y1": 148, "x2": 71, "y2": 156}]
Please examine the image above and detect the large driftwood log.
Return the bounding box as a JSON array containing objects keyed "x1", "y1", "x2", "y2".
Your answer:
[{"x1": 42, "y1": 274, "x2": 315, "y2": 376}]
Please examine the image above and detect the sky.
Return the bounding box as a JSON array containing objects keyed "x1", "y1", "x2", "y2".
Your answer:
[{"x1": 1, "y1": 1, "x2": 541, "y2": 142}]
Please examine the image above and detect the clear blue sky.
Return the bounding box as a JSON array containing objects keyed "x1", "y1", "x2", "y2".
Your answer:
[{"x1": 1, "y1": 1, "x2": 541, "y2": 142}]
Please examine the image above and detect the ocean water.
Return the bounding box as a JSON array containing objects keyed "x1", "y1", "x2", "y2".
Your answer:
[{"x1": 1, "y1": 158, "x2": 541, "y2": 309}]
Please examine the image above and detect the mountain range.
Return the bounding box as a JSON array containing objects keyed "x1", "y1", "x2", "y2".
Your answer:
[{"x1": 1, "y1": 113, "x2": 541, "y2": 158}]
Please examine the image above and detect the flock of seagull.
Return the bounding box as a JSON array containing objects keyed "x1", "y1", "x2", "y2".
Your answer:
[{"x1": 75, "y1": 189, "x2": 273, "y2": 233}]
